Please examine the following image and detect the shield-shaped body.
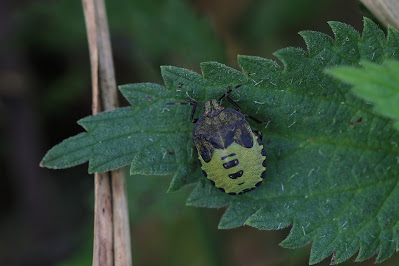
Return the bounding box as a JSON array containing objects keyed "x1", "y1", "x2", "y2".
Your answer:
[{"x1": 193, "y1": 100, "x2": 266, "y2": 195}]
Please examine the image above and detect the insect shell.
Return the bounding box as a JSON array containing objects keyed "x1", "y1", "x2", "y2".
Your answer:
[{"x1": 168, "y1": 86, "x2": 268, "y2": 195}]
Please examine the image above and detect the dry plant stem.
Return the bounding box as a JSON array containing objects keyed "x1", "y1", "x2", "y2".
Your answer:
[
  {"x1": 93, "y1": 172, "x2": 114, "y2": 266},
  {"x1": 82, "y1": 1, "x2": 113, "y2": 265},
  {"x1": 112, "y1": 169, "x2": 132, "y2": 266},
  {"x1": 82, "y1": 0, "x2": 132, "y2": 265},
  {"x1": 360, "y1": 0, "x2": 399, "y2": 30}
]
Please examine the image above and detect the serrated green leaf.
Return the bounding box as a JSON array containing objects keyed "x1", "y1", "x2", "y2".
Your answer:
[
  {"x1": 327, "y1": 59, "x2": 399, "y2": 131},
  {"x1": 41, "y1": 18, "x2": 399, "y2": 264}
]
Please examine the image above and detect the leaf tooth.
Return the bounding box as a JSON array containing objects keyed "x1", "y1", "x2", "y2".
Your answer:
[
  {"x1": 331, "y1": 237, "x2": 359, "y2": 264},
  {"x1": 299, "y1": 30, "x2": 333, "y2": 58},
  {"x1": 245, "y1": 205, "x2": 291, "y2": 230},
  {"x1": 307, "y1": 224, "x2": 339, "y2": 265},
  {"x1": 167, "y1": 166, "x2": 199, "y2": 192},
  {"x1": 355, "y1": 243, "x2": 379, "y2": 262},
  {"x1": 119, "y1": 83, "x2": 166, "y2": 106},
  {"x1": 387, "y1": 25, "x2": 399, "y2": 41},
  {"x1": 362, "y1": 17, "x2": 386, "y2": 42},
  {"x1": 237, "y1": 55, "x2": 281, "y2": 75},
  {"x1": 237, "y1": 55, "x2": 282, "y2": 89},
  {"x1": 328, "y1": 21, "x2": 360, "y2": 45},
  {"x1": 385, "y1": 26, "x2": 399, "y2": 59},
  {"x1": 273, "y1": 47, "x2": 307, "y2": 71},
  {"x1": 328, "y1": 21, "x2": 360, "y2": 64},
  {"x1": 77, "y1": 117, "x2": 90, "y2": 132},
  {"x1": 375, "y1": 231, "x2": 396, "y2": 263},
  {"x1": 218, "y1": 202, "x2": 260, "y2": 229},
  {"x1": 280, "y1": 222, "x2": 313, "y2": 249},
  {"x1": 160, "y1": 65, "x2": 206, "y2": 96},
  {"x1": 359, "y1": 17, "x2": 386, "y2": 63},
  {"x1": 354, "y1": 222, "x2": 380, "y2": 262},
  {"x1": 200, "y1": 61, "x2": 246, "y2": 84},
  {"x1": 186, "y1": 181, "x2": 230, "y2": 208}
]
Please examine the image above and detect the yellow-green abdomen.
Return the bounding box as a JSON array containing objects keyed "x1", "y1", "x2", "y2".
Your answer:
[{"x1": 198, "y1": 134, "x2": 266, "y2": 195}]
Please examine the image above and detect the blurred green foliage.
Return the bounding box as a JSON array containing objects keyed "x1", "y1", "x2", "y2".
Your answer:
[{"x1": 238, "y1": 0, "x2": 329, "y2": 52}]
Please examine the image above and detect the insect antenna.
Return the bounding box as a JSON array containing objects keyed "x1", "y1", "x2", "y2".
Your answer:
[
  {"x1": 166, "y1": 102, "x2": 190, "y2": 105},
  {"x1": 166, "y1": 98, "x2": 197, "y2": 106}
]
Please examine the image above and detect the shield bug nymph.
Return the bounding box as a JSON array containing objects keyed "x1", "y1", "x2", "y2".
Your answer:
[{"x1": 168, "y1": 85, "x2": 270, "y2": 195}]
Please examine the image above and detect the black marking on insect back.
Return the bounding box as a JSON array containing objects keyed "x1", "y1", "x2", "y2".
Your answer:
[
  {"x1": 256, "y1": 136, "x2": 263, "y2": 146},
  {"x1": 255, "y1": 181, "x2": 263, "y2": 187},
  {"x1": 261, "y1": 147, "x2": 266, "y2": 156},
  {"x1": 209, "y1": 179, "x2": 215, "y2": 186},
  {"x1": 228, "y1": 192, "x2": 237, "y2": 195},
  {"x1": 261, "y1": 170, "x2": 266, "y2": 179},
  {"x1": 207, "y1": 136, "x2": 225, "y2": 149},
  {"x1": 238, "y1": 187, "x2": 256, "y2": 195},
  {"x1": 193, "y1": 108, "x2": 251, "y2": 161},
  {"x1": 224, "y1": 129, "x2": 235, "y2": 147},
  {"x1": 218, "y1": 187, "x2": 226, "y2": 193},
  {"x1": 254, "y1": 130, "x2": 263, "y2": 140},
  {"x1": 241, "y1": 131, "x2": 253, "y2": 147},
  {"x1": 194, "y1": 133, "x2": 217, "y2": 163},
  {"x1": 229, "y1": 170, "x2": 243, "y2": 179},
  {"x1": 202, "y1": 170, "x2": 208, "y2": 177},
  {"x1": 233, "y1": 121, "x2": 253, "y2": 148},
  {"x1": 262, "y1": 159, "x2": 267, "y2": 167},
  {"x1": 223, "y1": 159, "x2": 239, "y2": 169},
  {"x1": 238, "y1": 182, "x2": 245, "y2": 185},
  {"x1": 197, "y1": 144, "x2": 213, "y2": 163},
  {"x1": 197, "y1": 159, "x2": 202, "y2": 167},
  {"x1": 221, "y1": 153, "x2": 236, "y2": 160}
]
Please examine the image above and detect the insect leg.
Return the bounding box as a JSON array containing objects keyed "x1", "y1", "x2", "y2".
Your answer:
[
  {"x1": 189, "y1": 100, "x2": 199, "y2": 123},
  {"x1": 226, "y1": 94, "x2": 242, "y2": 112},
  {"x1": 219, "y1": 84, "x2": 243, "y2": 111},
  {"x1": 166, "y1": 98, "x2": 199, "y2": 123},
  {"x1": 218, "y1": 84, "x2": 242, "y2": 101},
  {"x1": 218, "y1": 84, "x2": 272, "y2": 125},
  {"x1": 245, "y1": 115, "x2": 271, "y2": 125},
  {"x1": 253, "y1": 130, "x2": 263, "y2": 140}
]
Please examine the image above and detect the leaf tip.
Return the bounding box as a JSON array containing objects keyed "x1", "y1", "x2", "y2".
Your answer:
[
  {"x1": 362, "y1": 16, "x2": 372, "y2": 23},
  {"x1": 273, "y1": 47, "x2": 306, "y2": 70},
  {"x1": 327, "y1": 20, "x2": 360, "y2": 43}
]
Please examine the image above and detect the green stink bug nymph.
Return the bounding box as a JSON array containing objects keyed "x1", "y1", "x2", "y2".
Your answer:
[{"x1": 168, "y1": 85, "x2": 270, "y2": 195}]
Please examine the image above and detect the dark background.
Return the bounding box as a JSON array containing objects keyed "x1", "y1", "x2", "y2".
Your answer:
[{"x1": 1, "y1": 0, "x2": 397, "y2": 265}]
